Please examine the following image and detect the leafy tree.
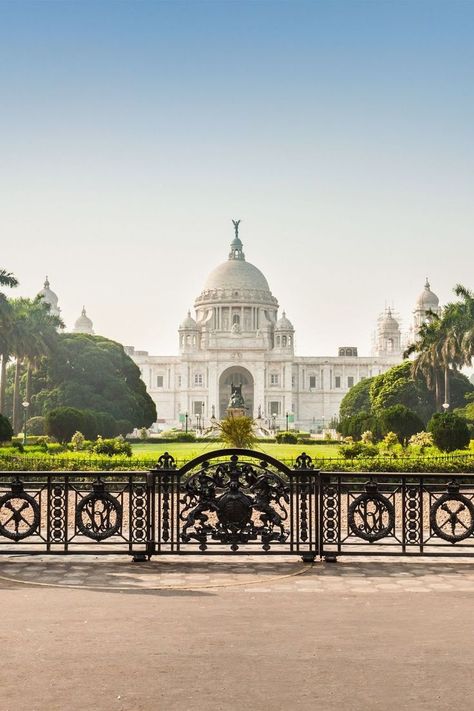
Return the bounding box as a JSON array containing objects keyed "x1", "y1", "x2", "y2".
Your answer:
[
  {"x1": 46, "y1": 407, "x2": 85, "y2": 443},
  {"x1": 116, "y1": 419, "x2": 133, "y2": 436},
  {"x1": 217, "y1": 415, "x2": 256, "y2": 448},
  {"x1": 81, "y1": 410, "x2": 99, "y2": 440},
  {"x1": 29, "y1": 334, "x2": 156, "y2": 429},
  {"x1": 26, "y1": 416, "x2": 47, "y2": 435},
  {"x1": 378, "y1": 404, "x2": 425, "y2": 443},
  {"x1": 428, "y1": 412, "x2": 470, "y2": 452},
  {"x1": 0, "y1": 413, "x2": 13, "y2": 441},
  {"x1": 370, "y1": 361, "x2": 472, "y2": 424},
  {"x1": 339, "y1": 378, "x2": 373, "y2": 419},
  {"x1": 338, "y1": 411, "x2": 380, "y2": 441}
]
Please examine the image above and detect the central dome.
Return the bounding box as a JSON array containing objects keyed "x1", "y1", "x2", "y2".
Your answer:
[
  {"x1": 203, "y1": 259, "x2": 270, "y2": 292},
  {"x1": 195, "y1": 222, "x2": 277, "y2": 308}
]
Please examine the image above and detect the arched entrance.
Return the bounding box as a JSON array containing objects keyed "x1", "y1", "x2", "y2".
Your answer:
[{"x1": 219, "y1": 366, "x2": 254, "y2": 419}]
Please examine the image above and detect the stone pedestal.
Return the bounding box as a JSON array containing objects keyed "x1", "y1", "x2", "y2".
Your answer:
[{"x1": 226, "y1": 407, "x2": 247, "y2": 419}]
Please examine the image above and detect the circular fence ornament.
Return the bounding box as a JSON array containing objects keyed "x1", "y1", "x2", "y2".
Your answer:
[
  {"x1": 348, "y1": 482, "x2": 395, "y2": 542},
  {"x1": 430, "y1": 484, "x2": 474, "y2": 544},
  {"x1": 0, "y1": 487, "x2": 40, "y2": 541},
  {"x1": 76, "y1": 484, "x2": 122, "y2": 541}
]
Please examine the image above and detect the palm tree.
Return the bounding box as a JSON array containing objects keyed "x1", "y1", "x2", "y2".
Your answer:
[
  {"x1": 453, "y1": 284, "x2": 474, "y2": 368},
  {"x1": 0, "y1": 269, "x2": 19, "y2": 413},
  {"x1": 406, "y1": 283, "x2": 474, "y2": 411},
  {"x1": 9, "y1": 297, "x2": 63, "y2": 432},
  {"x1": 405, "y1": 315, "x2": 444, "y2": 410}
]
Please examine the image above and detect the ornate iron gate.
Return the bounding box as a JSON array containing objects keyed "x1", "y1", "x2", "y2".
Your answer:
[
  {"x1": 1, "y1": 449, "x2": 474, "y2": 560},
  {"x1": 150, "y1": 449, "x2": 319, "y2": 559}
]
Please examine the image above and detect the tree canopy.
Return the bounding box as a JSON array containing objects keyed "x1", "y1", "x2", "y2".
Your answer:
[
  {"x1": 338, "y1": 378, "x2": 372, "y2": 420},
  {"x1": 338, "y1": 360, "x2": 473, "y2": 431},
  {"x1": 27, "y1": 334, "x2": 156, "y2": 429}
]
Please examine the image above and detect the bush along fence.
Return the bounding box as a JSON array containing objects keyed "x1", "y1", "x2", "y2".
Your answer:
[
  {"x1": 1, "y1": 451, "x2": 474, "y2": 473},
  {"x1": 2, "y1": 448, "x2": 474, "y2": 561}
]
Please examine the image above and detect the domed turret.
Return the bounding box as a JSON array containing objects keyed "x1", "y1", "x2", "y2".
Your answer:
[
  {"x1": 179, "y1": 310, "x2": 199, "y2": 353},
  {"x1": 38, "y1": 276, "x2": 60, "y2": 317},
  {"x1": 413, "y1": 278, "x2": 441, "y2": 335},
  {"x1": 179, "y1": 310, "x2": 197, "y2": 330},
  {"x1": 373, "y1": 308, "x2": 401, "y2": 356},
  {"x1": 274, "y1": 311, "x2": 294, "y2": 353},
  {"x1": 416, "y1": 278, "x2": 440, "y2": 310},
  {"x1": 275, "y1": 311, "x2": 294, "y2": 331},
  {"x1": 73, "y1": 307, "x2": 94, "y2": 335}
]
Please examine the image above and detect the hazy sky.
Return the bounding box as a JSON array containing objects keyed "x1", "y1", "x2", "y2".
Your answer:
[{"x1": 1, "y1": 0, "x2": 473, "y2": 357}]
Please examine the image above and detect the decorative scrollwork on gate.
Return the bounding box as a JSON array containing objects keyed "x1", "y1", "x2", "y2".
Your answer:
[
  {"x1": 322, "y1": 484, "x2": 339, "y2": 543},
  {"x1": 50, "y1": 484, "x2": 67, "y2": 543},
  {"x1": 180, "y1": 454, "x2": 290, "y2": 551},
  {"x1": 131, "y1": 484, "x2": 147, "y2": 543},
  {"x1": 294, "y1": 452, "x2": 314, "y2": 470},
  {"x1": 404, "y1": 486, "x2": 421, "y2": 545},
  {"x1": 0, "y1": 480, "x2": 40, "y2": 541},
  {"x1": 348, "y1": 481, "x2": 395, "y2": 542},
  {"x1": 430, "y1": 481, "x2": 474, "y2": 544},
  {"x1": 75, "y1": 480, "x2": 122, "y2": 541}
]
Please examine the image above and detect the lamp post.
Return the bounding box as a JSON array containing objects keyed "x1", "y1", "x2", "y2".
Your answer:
[
  {"x1": 442, "y1": 402, "x2": 450, "y2": 412},
  {"x1": 22, "y1": 400, "x2": 30, "y2": 446},
  {"x1": 272, "y1": 413, "x2": 276, "y2": 433},
  {"x1": 196, "y1": 413, "x2": 201, "y2": 433},
  {"x1": 185, "y1": 411, "x2": 189, "y2": 433},
  {"x1": 285, "y1": 412, "x2": 289, "y2": 431}
]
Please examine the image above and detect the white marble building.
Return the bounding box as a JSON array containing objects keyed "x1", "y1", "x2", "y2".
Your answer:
[{"x1": 124, "y1": 224, "x2": 440, "y2": 432}]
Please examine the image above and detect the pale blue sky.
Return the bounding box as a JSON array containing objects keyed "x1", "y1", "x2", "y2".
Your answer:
[{"x1": 1, "y1": 0, "x2": 473, "y2": 356}]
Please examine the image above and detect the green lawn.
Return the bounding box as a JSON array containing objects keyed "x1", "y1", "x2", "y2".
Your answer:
[{"x1": 131, "y1": 442, "x2": 340, "y2": 464}]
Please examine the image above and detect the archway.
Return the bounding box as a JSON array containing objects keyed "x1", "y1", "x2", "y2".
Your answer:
[{"x1": 219, "y1": 366, "x2": 254, "y2": 419}]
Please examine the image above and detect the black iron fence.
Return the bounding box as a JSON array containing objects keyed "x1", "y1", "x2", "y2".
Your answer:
[{"x1": 1, "y1": 449, "x2": 474, "y2": 560}]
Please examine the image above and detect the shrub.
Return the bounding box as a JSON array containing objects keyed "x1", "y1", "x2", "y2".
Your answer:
[
  {"x1": 381, "y1": 431, "x2": 399, "y2": 449},
  {"x1": 94, "y1": 412, "x2": 118, "y2": 438},
  {"x1": 81, "y1": 410, "x2": 99, "y2": 440},
  {"x1": 139, "y1": 427, "x2": 149, "y2": 440},
  {"x1": 276, "y1": 432, "x2": 298, "y2": 444},
  {"x1": 0, "y1": 414, "x2": 13, "y2": 442},
  {"x1": 26, "y1": 416, "x2": 47, "y2": 435},
  {"x1": 408, "y1": 431, "x2": 434, "y2": 454},
  {"x1": 338, "y1": 412, "x2": 380, "y2": 441},
  {"x1": 378, "y1": 405, "x2": 425, "y2": 443},
  {"x1": 93, "y1": 436, "x2": 132, "y2": 457},
  {"x1": 361, "y1": 430, "x2": 374, "y2": 444},
  {"x1": 217, "y1": 415, "x2": 256, "y2": 449},
  {"x1": 46, "y1": 407, "x2": 85, "y2": 443},
  {"x1": 340, "y1": 442, "x2": 378, "y2": 459},
  {"x1": 46, "y1": 442, "x2": 66, "y2": 454},
  {"x1": 71, "y1": 431, "x2": 85, "y2": 451},
  {"x1": 172, "y1": 431, "x2": 196, "y2": 442},
  {"x1": 428, "y1": 412, "x2": 470, "y2": 453}
]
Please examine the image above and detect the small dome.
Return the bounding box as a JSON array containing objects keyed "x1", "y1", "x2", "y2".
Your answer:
[
  {"x1": 416, "y1": 278, "x2": 439, "y2": 310},
  {"x1": 179, "y1": 310, "x2": 197, "y2": 330},
  {"x1": 38, "y1": 276, "x2": 60, "y2": 315},
  {"x1": 73, "y1": 307, "x2": 94, "y2": 335},
  {"x1": 275, "y1": 311, "x2": 294, "y2": 331},
  {"x1": 379, "y1": 308, "x2": 399, "y2": 330}
]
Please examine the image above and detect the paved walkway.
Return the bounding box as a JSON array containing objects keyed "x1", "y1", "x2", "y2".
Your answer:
[{"x1": 1, "y1": 555, "x2": 474, "y2": 710}]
